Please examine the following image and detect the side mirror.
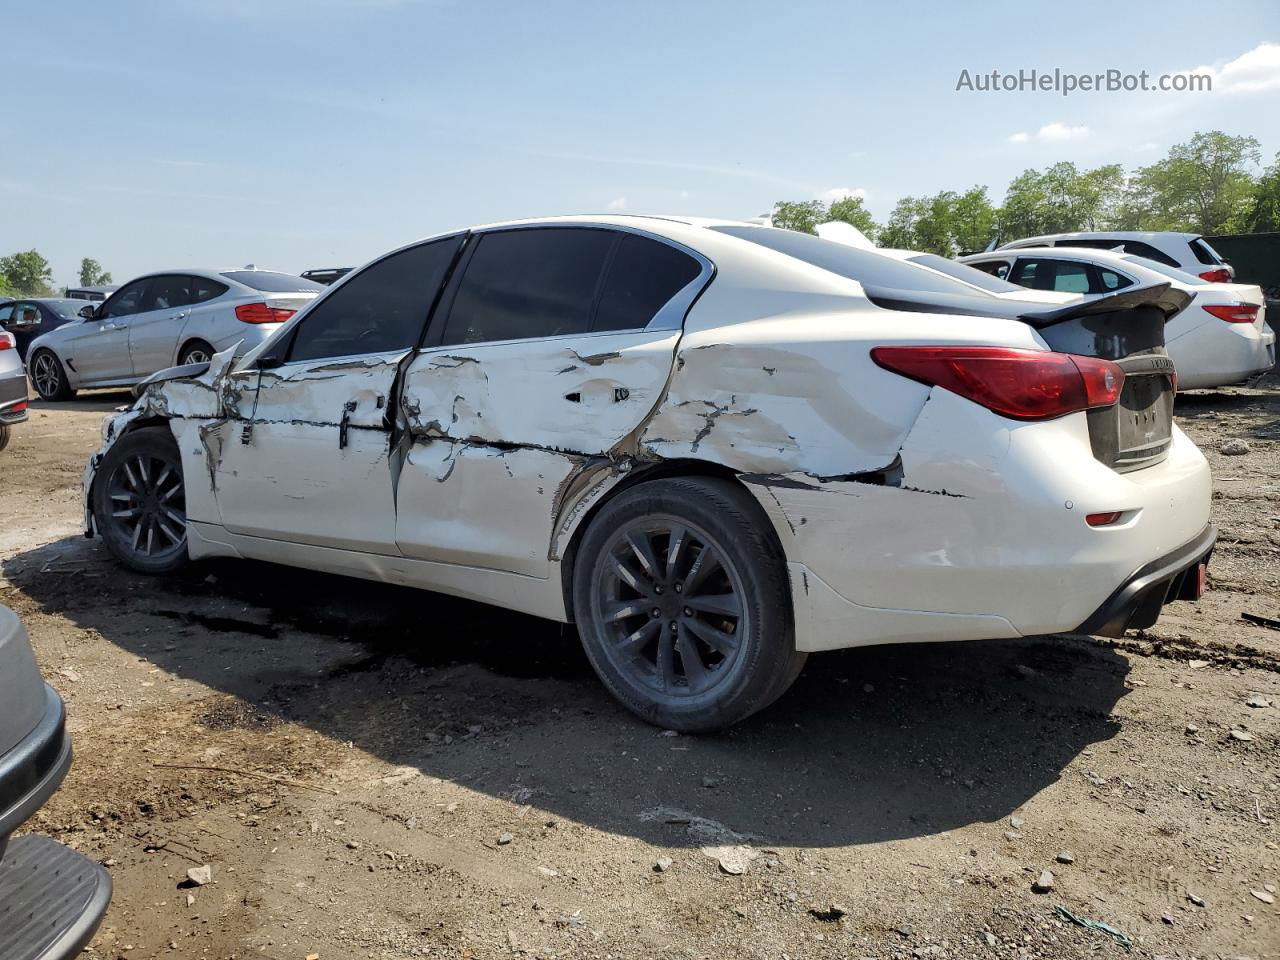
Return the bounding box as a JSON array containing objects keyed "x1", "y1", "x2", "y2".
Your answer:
[{"x1": 79, "y1": 304, "x2": 97, "y2": 320}]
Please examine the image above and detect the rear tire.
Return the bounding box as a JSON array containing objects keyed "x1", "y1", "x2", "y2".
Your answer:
[
  {"x1": 92, "y1": 427, "x2": 190, "y2": 575},
  {"x1": 572, "y1": 476, "x2": 806, "y2": 732},
  {"x1": 178, "y1": 340, "x2": 215, "y2": 366},
  {"x1": 0, "y1": 423, "x2": 9, "y2": 453},
  {"x1": 29, "y1": 349, "x2": 75, "y2": 401}
]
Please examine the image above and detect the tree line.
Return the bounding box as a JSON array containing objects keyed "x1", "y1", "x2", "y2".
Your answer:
[
  {"x1": 0, "y1": 253, "x2": 112, "y2": 298},
  {"x1": 773, "y1": 130, "x2": 1280, "y2": 256}
]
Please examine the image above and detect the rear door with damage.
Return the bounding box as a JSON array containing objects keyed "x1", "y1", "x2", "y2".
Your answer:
[
  {"x1": 209, "y1": 235, "x2": 464, "y2": 553},
  {"x1": 396, "y1": 226, "x2": 710, "y2": 577}
]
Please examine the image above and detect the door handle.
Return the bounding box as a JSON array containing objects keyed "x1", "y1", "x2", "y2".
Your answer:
[
  {"x1": 99, "y1": 322, "x2": 119, "y2": 331},
  {"x1": 338, "y1": 399, "x2": 357, "y2": 449}
]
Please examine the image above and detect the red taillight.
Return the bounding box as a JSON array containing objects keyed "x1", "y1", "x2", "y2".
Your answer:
[
  {"x1": 1198, "y1": 268, "x2": 1232, "y2": 283},
  {"x1": 870, "y1": 346, "x2": 1125, "y2": 421},
  {"x1": 235, "y1": 303, "x2": 296, "y2": 325},
  {"x1": 0, "y1": 333, "x2": 14, "y2": 351},
  {"x1": 1086, "y1": 511, "x2": 1122, "y2": 527},
  {"x1": 1202, "y1": 303, "x2": 1259, "y2": 324}
]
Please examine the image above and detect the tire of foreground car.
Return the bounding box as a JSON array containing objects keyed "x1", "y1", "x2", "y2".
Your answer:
[
  {"x1": 92, "y1": 426, "x2": 190, "y2": 575},
  {"x1": 573, "y1": 476, "x2": 806, "y2": 732},
  {"x1": 29, "y1": 349, "x2": 75, "y2": 401},
  {"x1": 178, "y1": 339, "x2": 215, "y2": 366}
]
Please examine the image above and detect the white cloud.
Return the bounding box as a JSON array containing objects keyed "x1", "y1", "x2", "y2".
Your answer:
[
  {"x1": 817, "y1": 186, "x2": 867, "y2": 203},
  {"x1": 1184, "y1": 41, "x2": 1280, "y2": 94},
  {"x1": 1008, "y1": 123, "x2": 1088, "y2": 144},
  {"x1": 607, "y1": 196, "x2": 627, "y2": 210}
]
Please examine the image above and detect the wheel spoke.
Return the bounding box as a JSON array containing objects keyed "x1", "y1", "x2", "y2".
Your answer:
[
  {"x1": 676, "y1": 623, "x2": 710, "y2": 690},
  {"x1": 162, "y1": 506, "x2": 186, "y2": 526},
  {"x1": 625, "y1": 531, "x2": 661, "y2": 580},
  {"x1": 610, "y1": 556, "x2": 645, "y2": 593},
  {"x1": 122, "y1": 462, "x2": 140, "y2": 491},
  {"x1": 603, "y1": 601, "x2": 647, "y2": 624},
  {"x1": 683, "y1": 616, "x2": 738, "y2": 656},
  {"x1": 682, "y1": 546, "x2": 722, "y2": 594},
  {"x1": 665, "y1": 524, "x2": 688, "y2": 581},
  {"x1": 135, "y1": 456, "x2": 150, "y2": 487},
  {"x1": 684, "y1": 592, "x2": 741, "y2": 617},
  {"x1": 159, "y1": 481, "x2": 183, "y2": 503},
  {"x1": 111, "y1": 507, "x2": 140, "y2": 518},
  {"x1": 618, "y1": 619, "x2": 660, "y2": 654},
  {"x1": 130, "y1": 517, "x2": 144, "y2": 551},
  {"x1": 655, "y1": 630, "x2": 676, "y2": 691},
  {"x1": 156, "y1": 517, "x2": 183, "y2": 545}
]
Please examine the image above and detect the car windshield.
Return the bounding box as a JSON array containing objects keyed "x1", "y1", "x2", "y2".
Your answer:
[
  {"x1": 906, "y1": 254, "x2": 1025, "y2": 293},
  {"x1": 44, "y1": 299, "x2": 91, "y2": 317},
  {"x1": 221, "y1": 271, "x2": 324, "y2": 292},
  {"x1": 1121, "y1": 256, "x2": 1208, "y2": 285},
  {"x1": 710, "y1": 226, "x2": 1002, "y2": 298}
]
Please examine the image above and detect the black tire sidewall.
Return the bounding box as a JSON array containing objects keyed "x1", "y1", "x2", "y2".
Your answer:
[
  {"x1": 572, "y1": 476, "x2": 801, "y2": 732},
  {"x1": 93, "y1": 427, "x2": 190, "y2": 575},
  {"x1": 0, "y1": 423, "x2": 8, "y2": 452}
]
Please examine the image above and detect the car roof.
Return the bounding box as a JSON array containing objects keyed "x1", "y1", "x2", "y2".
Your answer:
[{"x1": 1005, "y1": 230, "x2": 1199, "y2": 244}]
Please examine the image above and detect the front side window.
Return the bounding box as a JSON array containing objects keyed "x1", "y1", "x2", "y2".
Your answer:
[
  {"x1": 140, "y1": 275, "x2": 194, "y2": 312},
  {"x1": 287, "y1": 235, "x2": 464, "y2": 363},
  {"x1": 594, "y1": 233, "x2": 702, "y2": 331},
  {"x1": 442, "y1": 228, "x2": 615, "y2": 345},
  {"x1": 101, "y1": 279, "x2": 149, "y2": 319}
]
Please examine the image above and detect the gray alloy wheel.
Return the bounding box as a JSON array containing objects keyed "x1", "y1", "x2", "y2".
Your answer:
[
  {"x1": 92, "y1": 427, "x2": 190, "y2": 575},
  {"x1": 573, "y1": 476, "x2": 805, "y2": 732},
  {"x1": 178, "y1": 341, "x2": 213, "y2": 365},
  {"x1": 30, "y1": 350, "x2": 73, "y2": 401}
]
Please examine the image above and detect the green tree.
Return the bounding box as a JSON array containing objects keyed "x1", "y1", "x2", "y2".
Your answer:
[
  {"x1": 771, "y1": 200, "x2": 828, "y2": 234},
  {"x1": 78, "y1": 257, "x2": 113, "y2": 287},
  {"x1": 912, "y1": 191, "x2": 958, "y2": 256},
  {"x1": 877, "y1": 196, "x2": 927, "y2": 249},
  {"x1": 1127, "y1": 131, "x2": 1261, "y2": 234},
  {"x1": 1245, "y1": 152, "x2": 1280, "y2": 233},
  {"x1": 952, "y1": 186, "x2": 997, "y2": 253},
  {"x1": 825, "y1": 194, "x2": 878, "y2": 241},
  {"x1": 0, "y1": 250, "x2": 54, "y2": 296},
  {"x1": 997, "y1": 163, "x2": 1125, "y2": 239}
]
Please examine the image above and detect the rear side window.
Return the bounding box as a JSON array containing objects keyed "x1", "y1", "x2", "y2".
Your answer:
[
  {"x1": 965, "y1": 259, "x2": 1012, "y2": 280},
  {"x1": 442, "y1": 228, "x2": 614, "y2": 345},
  {"x1": 1119, "y1": 241, "x2": 1179, "y2": 267},
  {"x1": 1011, "y1": 258, "x2": 1093, "y2": 293},
  {"x1": 190, "y1": 276, "x2": 229, "y2": 303},
  {"x1": 1189, "y1": 237, "x2": 1223, "y2": 265},
  {"x1": 223, "y1": 271, "x2": 325, "y2": 293},
  {"x1": 594, "y1": 234, "x2": 701, "y2": 331},
  {"x1": 141, "y1": 275, "x2": 194, "y2": 312},
  {"x1": 1097, "y1": 268, "x2": 1133, "y2": 291},
  {"x1": 287, "y1": 235, "x2": 464, "y2": 362}
]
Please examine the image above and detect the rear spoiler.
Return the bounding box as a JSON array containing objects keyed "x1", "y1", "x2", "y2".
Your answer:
[{"x1": 862, "y1": 281, "x2": 1192, "y2": 329}]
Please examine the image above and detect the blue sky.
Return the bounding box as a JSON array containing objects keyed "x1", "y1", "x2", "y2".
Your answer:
[{"x1": 3, "y1": 0, "x2": 1278, "y2": 285}]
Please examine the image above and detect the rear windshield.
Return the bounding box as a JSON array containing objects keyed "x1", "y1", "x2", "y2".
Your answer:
[
  {"x1": 906, "y1": 254, "x2": 1026, "y2": 293},
  {"x1": 1121, "y1": 256, "x2": 1208, "y2": 285},
  {"x1": 45, "y1": 299, "x2": 91, "y2": 317},
  {"x1": 221, "y1": 271, "x2": 324, "y2": 293},
  {"x1": 711, "y1": 226, "x2": 1001, "y2": 298},
  {"x1": 1189, "y1": 237, "x2": 1224, "y2": 265}
]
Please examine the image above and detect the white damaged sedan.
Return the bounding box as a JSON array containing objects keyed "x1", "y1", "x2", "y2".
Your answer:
[{"x1": 82, "y1": 217, "x2": 1215, "y2": 731}]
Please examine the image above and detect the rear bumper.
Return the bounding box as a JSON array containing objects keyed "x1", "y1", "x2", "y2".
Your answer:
[
  {"x1": 1168, "y1": 319, "x2": 1276, "y2": 389},
  {"x1": 1075, "y1": 523, "x2": 1216, "y2": 637},
  {"x1": 0, "y1": 372, "x2": 27, "y2": 424},
  {"x1": 0, "y1": 686, "x2": 71, "y2": 844}
]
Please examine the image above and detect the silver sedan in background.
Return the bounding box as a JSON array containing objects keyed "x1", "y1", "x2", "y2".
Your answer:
[{"x1": 27, "y1": 269, "x2": 323, "y2": 400}]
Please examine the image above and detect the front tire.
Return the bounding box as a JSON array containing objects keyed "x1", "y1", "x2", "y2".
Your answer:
[
  {"x1": 92, "y1": 427, "x2": 190, "y2": 575},
  {"x1": 29, "y1": 350, "x2": 75, "y2": 401},
  {"x1": 572, "y1": 476, "x2": 805, "y2": 732}
]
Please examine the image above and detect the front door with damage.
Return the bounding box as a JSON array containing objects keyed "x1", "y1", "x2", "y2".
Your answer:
[
  {"x1": 208, "y1": 237, "x2": 465, "y2": 554},
  {"x1": 395, "y1": 226, "x2": 709, "y2": 578}
]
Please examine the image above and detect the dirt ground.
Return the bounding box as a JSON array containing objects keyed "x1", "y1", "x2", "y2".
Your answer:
[{"x1": 0, "y1": 375, "x2": 1276, "y2": 960}]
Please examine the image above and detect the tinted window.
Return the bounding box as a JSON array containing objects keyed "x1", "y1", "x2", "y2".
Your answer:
[
  {"x1": 287, "y1": 236, "x2": 463, "y2": 363},
  {"x1": 223, "y1": 271, "x2": 325, "y2": 293},
  {"x1": 44, "y1": 299, "x2": 89, "y2": 318},
  {"x1": 443, "y1": 228, "x2": 614, "y2": 345},
  {"x1": 1189, "y1": 237, "x2": 1223, "y2": 265},
  {"x1": 711, "y1": 226, "x2": 996, "y2": 298},
  {"x1": 594, "y1": 234, "x2": 701, "y2": 331},
  {"x1": 0, "y1": 305, "x2": 11, "y2": 324},
  {"x1": 1121, "y1": 255, "x2": 1207, "y2": 285},
  {"x1": 965, "y1": 259, "x2": 1012, "y2": 280},
  {"x1": 191, "y1": 276, "x2": 229, "y2": 303},
  {"x1": 907, "y1": 254, "x2": 1023, "y2": 293},
  {"x1": 1119, "y1": 241, "x2": 1179, "y2": 267},
  {"x1": 1097, "y1": 268, "x2": 1133, "y2": 291},
  {"x1": 141, "y1": 275, "x2": 194, "y2": 312},
  {"x1": 101, "y1": 279, "x2": 150, "y2": 318},
  {"x1": 1011, "y1": 258, "x2": 1092, "y2": 293}
]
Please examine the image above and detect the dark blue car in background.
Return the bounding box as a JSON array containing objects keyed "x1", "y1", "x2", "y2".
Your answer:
[{"x1": 0, "y1": 299, "x2": 87, "y2": 361}]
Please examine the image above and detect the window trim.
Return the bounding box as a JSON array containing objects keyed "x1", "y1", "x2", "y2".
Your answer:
[{"x1": 426, "y1": 222, "x2": 714, "y2": 350}]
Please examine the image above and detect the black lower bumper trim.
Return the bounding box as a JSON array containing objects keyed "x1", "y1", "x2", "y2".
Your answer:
[
  {"x1": 1076, "y1": 523, "x2": 1217, "y2": 637},
  {"x1": 0, "y1": 835, "x2": 112, "y2": 960}
]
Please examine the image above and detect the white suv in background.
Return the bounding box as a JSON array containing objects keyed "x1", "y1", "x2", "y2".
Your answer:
[{"x1": 997, "y1": 231, "x2": 1234, "y2": 283}]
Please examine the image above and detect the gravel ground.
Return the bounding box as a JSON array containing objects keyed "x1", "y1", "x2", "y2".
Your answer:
[{"x1": 0, "y1": 375, "x2": 1276, "y2": 960}]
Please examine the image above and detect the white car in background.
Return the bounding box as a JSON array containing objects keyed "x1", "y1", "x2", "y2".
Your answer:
[
  {"x1": 960, "y1": 247, "x2": 1274, "y2": 389},
  {"x1": 83, "y1": 217, "x2": 1213, "y2": 731},
  {"x1": 27, "y1": 269, "x2": 324, "y2": 400},
  {"x1": 997, "y1": 231, "x2": 1234, "y2": 283}
]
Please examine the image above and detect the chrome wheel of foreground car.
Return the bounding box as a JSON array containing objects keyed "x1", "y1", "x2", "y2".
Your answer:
[
  {"x1": 30, "y1": 350, "x2": 74, "y2": 401},
  {"x1": 574, "y1": 477, "x2": 804, "y2": 732},
  {"x1": 92, "y1": 428, "x2": 189, "y2": 575}
]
